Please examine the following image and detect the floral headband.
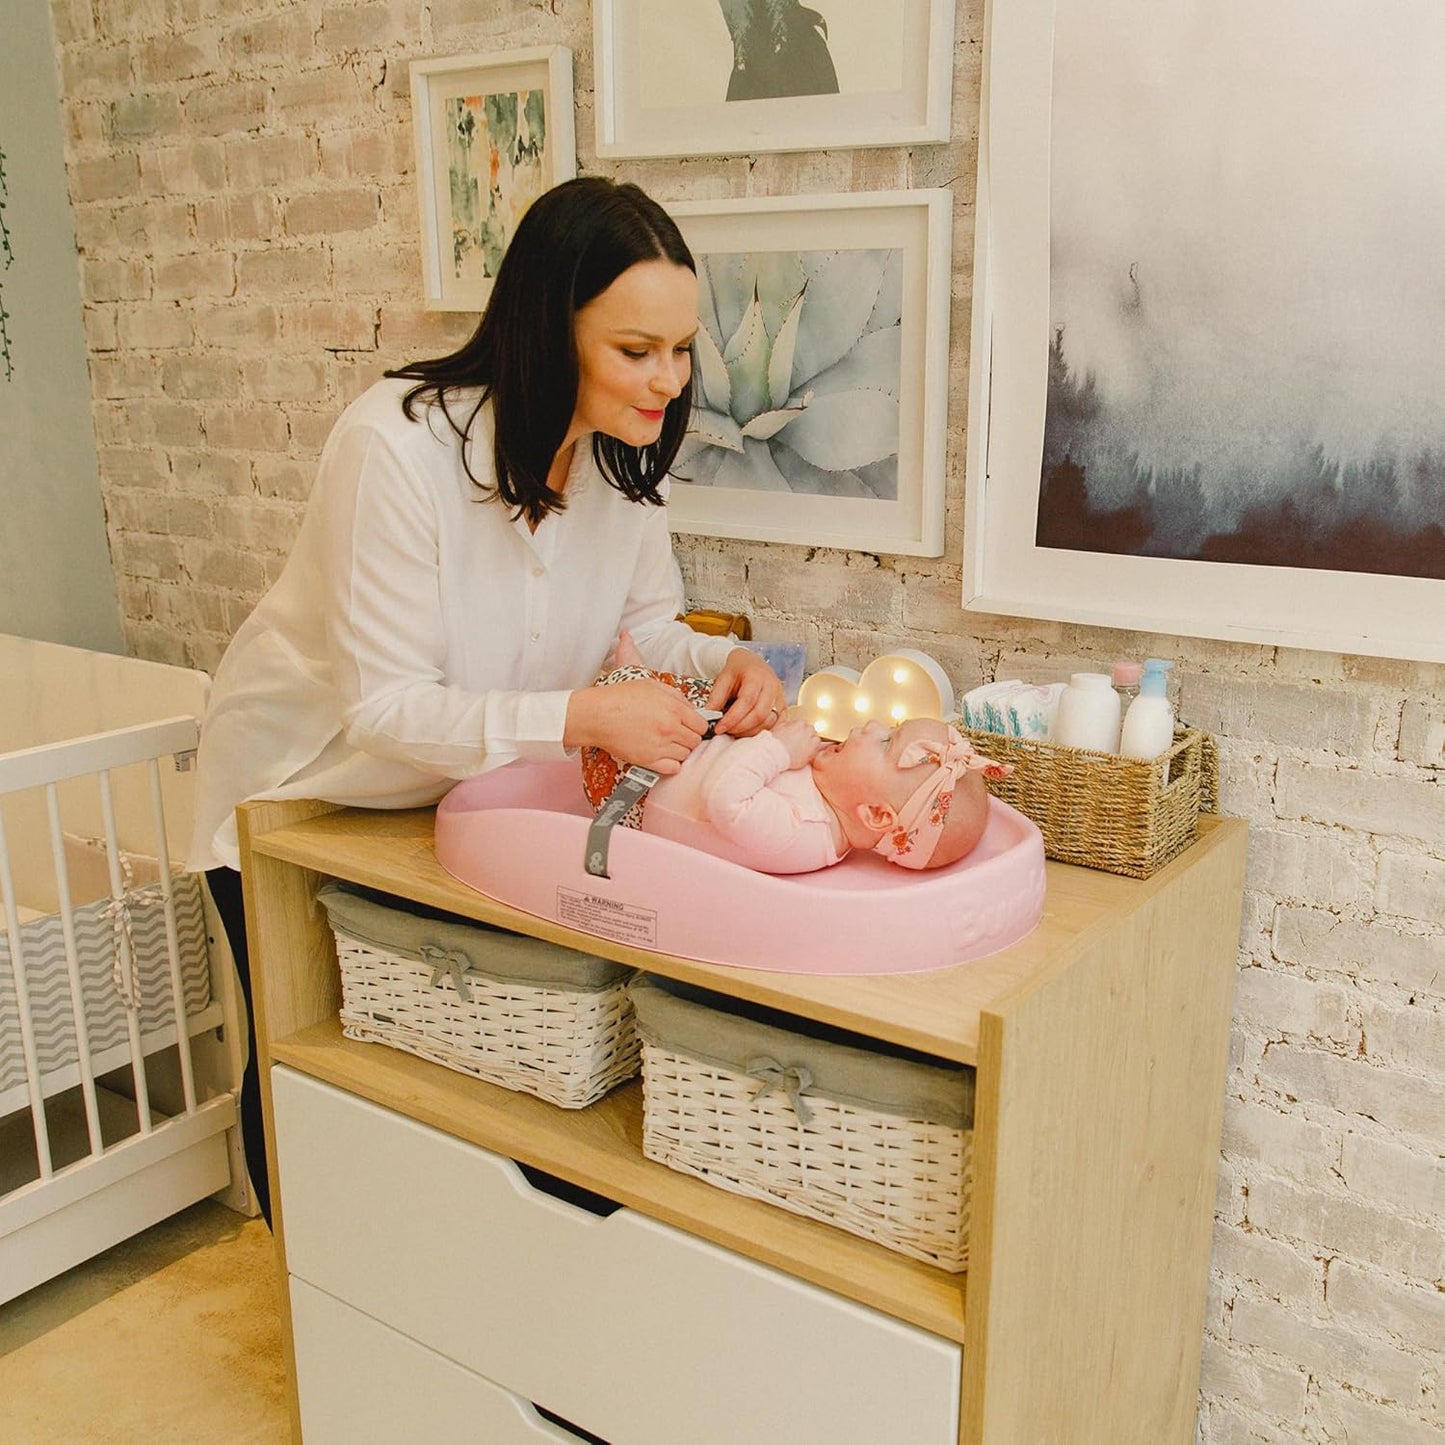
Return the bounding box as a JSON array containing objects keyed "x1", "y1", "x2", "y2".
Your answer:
[{"x1": 872, "y1": 725, "x2": 1013, "y2": 870}]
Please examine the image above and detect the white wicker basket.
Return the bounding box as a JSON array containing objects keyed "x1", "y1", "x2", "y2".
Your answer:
[
  {"x1": 632, "y1": 977, "x2": 974, "y2": 1271},
  {"x1": 320, "y1": 884, "x2": 639, "y2": 1110}
]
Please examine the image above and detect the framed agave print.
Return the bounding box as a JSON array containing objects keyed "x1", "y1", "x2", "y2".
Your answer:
[
  {"x1": 666, "y1": 190, "x2": 952, "y2": 556},
  {"x1": 964, "y1": 0, "x2": 1445, "y2": 661},
  {"x1": 410, "y1": 47, "x2": 575, "y2": 311},
  {"x1": 594, "y1": 0, "x2": 955, "y2": 159}
]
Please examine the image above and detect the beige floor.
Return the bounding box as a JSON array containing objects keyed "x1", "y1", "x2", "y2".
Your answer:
[{"x1": 0, "y1": 1200, "x2": 290, "y2": 1443}]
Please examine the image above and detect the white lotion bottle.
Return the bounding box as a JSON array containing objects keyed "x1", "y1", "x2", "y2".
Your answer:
[
  {"x1": 1120, "y1": 659, "x2": 1176, "y2": 760},
  {"x1": 1052, "y1": 672, "x2": 1122, "y2": 752}
]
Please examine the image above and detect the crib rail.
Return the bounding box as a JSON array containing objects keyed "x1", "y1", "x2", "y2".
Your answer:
[{"x1": 0, "y1": 716, "x2": 203, "y2": 1186}]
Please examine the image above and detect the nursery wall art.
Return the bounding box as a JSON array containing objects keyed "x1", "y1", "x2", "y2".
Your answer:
[
  {"x1": 594, "y1": 0, "x2": 954, "y2": 157},
  {"x1": 410, "y1": 47, "x2": 575, "y2": 311},
  {"x1": 964, "y1": 0, "x2": 1445, "y2": 662},
  {"x1": 666, "y1": 190, "x2": 952, "y2": 557}
]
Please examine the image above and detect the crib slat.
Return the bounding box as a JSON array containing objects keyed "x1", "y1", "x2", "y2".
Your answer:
[
  {"x1": 46, "y1": 784, "x2": 107, "y2": 1158},
  {"x1": 98, "y1": 770, "x2": 154, "y2": 1138},
  {"x1": 0, "y1": 804, "x2": 56, "y2": 1179},
  {"x1": 147, "y1": 756, "x2": 198, "y2": 1115}
]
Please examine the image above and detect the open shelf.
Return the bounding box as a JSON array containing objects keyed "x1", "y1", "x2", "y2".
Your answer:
[{"x1": 272, "y1": 1017, "x2": 968, "y2": 1344}]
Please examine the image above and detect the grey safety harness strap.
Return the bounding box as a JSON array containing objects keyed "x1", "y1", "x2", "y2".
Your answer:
[
  {"x1": 583, "y1": 709, "x2": 725, "y2": 879},
  {"x1": 585, "y1": 765, "x2": 661, "y2": 879}
]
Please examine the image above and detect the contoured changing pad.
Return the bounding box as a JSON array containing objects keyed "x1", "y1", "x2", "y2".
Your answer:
[{"x1": 434, "y1": 760, "x2": 1046, "y2": 976}]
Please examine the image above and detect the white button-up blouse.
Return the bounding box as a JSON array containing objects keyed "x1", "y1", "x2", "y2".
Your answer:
[{"x1": 191, "y1": 378, "x2": 736, "y2": 869}]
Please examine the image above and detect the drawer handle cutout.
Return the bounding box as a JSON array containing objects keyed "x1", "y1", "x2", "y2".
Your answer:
[
  {"x1": 534, "y1": 1401, "x2": 612, "y2": 1442},
  {"x1": 517, "y1": 1163, "x2": 623, "y2": 1218}
]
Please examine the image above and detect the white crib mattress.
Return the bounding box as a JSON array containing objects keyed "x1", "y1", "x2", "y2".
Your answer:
[{"x1": 0, "y1": 872, "x2": 212, "y2": 1101}]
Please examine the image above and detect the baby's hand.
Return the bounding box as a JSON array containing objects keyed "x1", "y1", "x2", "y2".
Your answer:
[{"x1": 771, "y1": 717, "x2": 824, "y2": 769}]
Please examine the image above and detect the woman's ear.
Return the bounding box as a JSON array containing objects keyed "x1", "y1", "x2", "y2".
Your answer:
[{"x1": 855, "y1": 801, "x2": 898, "y2": 835}]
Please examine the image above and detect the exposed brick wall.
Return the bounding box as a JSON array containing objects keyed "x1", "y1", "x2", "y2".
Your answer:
[{"x1": 49, "y1": 1, "x2": 1442, "y2": 1438}]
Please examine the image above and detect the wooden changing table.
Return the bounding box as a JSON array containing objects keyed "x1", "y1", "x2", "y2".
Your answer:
[{"x1": 239, "y1": 798, "x2": 1246, "y2": 1444}]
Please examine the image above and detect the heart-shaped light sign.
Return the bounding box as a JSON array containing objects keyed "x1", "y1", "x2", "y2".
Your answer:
[{"x1": 796, "y1": 650, "x2": 955, "y2": 740}]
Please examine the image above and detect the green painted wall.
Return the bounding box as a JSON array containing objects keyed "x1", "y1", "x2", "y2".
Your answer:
[{"x1": 0, "y1": 0, "x2": 122, "y2": 651}]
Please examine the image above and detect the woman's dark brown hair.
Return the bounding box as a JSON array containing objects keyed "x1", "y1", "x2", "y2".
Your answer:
[{"x1": 386, "y1": 177, "x2": 697, "y2": 528}]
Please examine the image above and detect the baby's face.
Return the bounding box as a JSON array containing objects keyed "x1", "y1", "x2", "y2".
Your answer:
[{"x1": 811, "y1": 717, "x2": 950, "y2": 814}]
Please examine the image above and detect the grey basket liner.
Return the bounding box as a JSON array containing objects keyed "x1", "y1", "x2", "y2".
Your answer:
[
  {"x1": 318, "y1": 882, "x2": 631, "y2": 992},
  {"x1": 630, "y1": 974, "x2": 974, "y2": 1129}
]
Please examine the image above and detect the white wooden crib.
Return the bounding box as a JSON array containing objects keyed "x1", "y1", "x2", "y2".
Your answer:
[{"x1": 0, "y1": 634, "x2": 246, "y2": 1304}]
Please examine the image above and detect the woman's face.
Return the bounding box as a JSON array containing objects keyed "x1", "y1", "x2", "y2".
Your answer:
[{"x1": 569, "y1": 259, "x2": 698, "y2": 449}]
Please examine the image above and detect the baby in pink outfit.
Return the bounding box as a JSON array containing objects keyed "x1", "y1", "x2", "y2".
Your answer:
[{"x1": 582, "y1": 639, "x2": 1010, "y2": 875}]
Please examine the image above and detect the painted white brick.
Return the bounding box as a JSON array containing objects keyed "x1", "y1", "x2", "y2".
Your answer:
[
  {"x1": 1338, "y1": 1130, "x2": 1443, "y2": 1218},
  {"x1": 747, "y1": 553, "x2": 903, "y2": 630},
  {"x1": 1273, "y1": 908, "x2": 1445, "y2": 997},
  {"x1": 1246, "y1": 825, "x2": 1373, "y2": 912},
  {"x1": 1355, "y1": 993, "x2": 1445, "y2": 1075},
  {"x1": 1311, "y1": 1383, "x2": 1444, "y2": 1445},
  {"x1": 1231, "y1": 966, "x2": 1356, "y2": 1051},
  {"x1": 1212, "y1": 741, "x2": 1278, "y2": 820},
  {"x1": 1195, "y1": 1396, "x2": 1291, "y2": 1445},
  {"x1": 1210, "y1": 1222, "x2": 1322, "y2": 1305},
  {"x1": 1375, "y1": 848, "x2": 1445, "y2": 922},
  {"x1": 1197, "y1": 1337, "x2": 1309, "y2": 1427},
  {"x1": 1221, "y1": 1095, "x2": 1341, "y2": 1182},
  {"x1": 1245, "y1": 1173, "x2": 1444, "y2": 1279},
  {"x1": 1398, "y1": 697, "x2": 1445, "y2": 767},
  {"x1": 1182, "y1": 675, "x2": 1378, "y2": 756},
  {"x1": 1229, "y1": 1294, "x2": 1428, "y2": 1406},
  {"x1": 1326, "y1": 1257, "x2": 1445, "y2": 1350},
  {"x1": 1276, "y1": 759, "x2": 1445, "y2": 846},
  {"x1": 1253, "y1": 1041, "x2": 1445, "y2": 1143}
]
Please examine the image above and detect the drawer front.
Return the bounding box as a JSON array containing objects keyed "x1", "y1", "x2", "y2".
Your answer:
[
  {"x1": 290, "y1": 1277, "x2": 581, "y2": 1444},
  {"x1": 274, "y1": 1067, "x2": 961, "y2": 1445}
]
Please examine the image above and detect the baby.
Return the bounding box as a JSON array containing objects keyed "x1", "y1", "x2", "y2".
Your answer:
[{"x1": 581, "y1": 642, "x2": 1011, "y2": 875}]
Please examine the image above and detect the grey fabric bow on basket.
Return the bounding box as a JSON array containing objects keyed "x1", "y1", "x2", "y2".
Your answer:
[
  {"x1": 746, "y1": 1055, "x2": 815, "y2": 1125},
  {"x1": 420, "y1": 944, "x2": 475, "y2": 1004}
]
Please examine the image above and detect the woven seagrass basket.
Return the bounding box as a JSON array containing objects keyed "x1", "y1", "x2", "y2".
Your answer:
[
  {"x1": 958, "y1": 724, "x2": 1218, "y2": 879},
  {"x1": 631, "y1": 976, "x2": 974, "y2": 1272},
  {"x1": 318, "y1": 884, "x2": 639, "y2": 1109}
]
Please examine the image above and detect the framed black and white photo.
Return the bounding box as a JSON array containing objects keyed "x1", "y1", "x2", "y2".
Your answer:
[
  {"x1": 410, "y1": 47, "x2": 575, "y2": 312},
  {"x1": 964, "y1": 0, "x2": 1445, "y2": 662},
  {"x1": 594, "y1": 1, "x2": 954, "y2": 159},
  {"x1": 666, "y1": 190, "x2": 951, "y2": 557}
]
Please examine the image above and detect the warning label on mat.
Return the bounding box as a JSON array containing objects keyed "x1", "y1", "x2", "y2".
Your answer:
[{"x1": 556, "y1": 887, "x2": 658, "y2": 948}]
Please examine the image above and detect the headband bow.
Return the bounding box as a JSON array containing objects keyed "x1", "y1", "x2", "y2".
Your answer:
[{"x1": 872, "y1": 725, "x2": 1013, "y2": 870}]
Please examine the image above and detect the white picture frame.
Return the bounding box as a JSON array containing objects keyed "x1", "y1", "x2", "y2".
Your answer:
[
  {"x1": 409, "y1": 47, "x2": 575, "y2": 312},
  {"x1": 963, "y1": 0, "x2": 1445, "y2": 663},
  {"x1": 666, "y1": 189, "x2": 951, "y2": 557},
  {"x1": 594, "y1": 0, "x2": 954, "y2": 159}
]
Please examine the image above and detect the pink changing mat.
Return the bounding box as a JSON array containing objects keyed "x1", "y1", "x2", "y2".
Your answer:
[{"x1": 434, "y1": 760, "x2": 1046, "y2": 977}]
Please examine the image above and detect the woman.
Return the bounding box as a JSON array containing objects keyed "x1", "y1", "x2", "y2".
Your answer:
[{"x1": 192, "y1": 177, "x2": 784, "y2": 1224}]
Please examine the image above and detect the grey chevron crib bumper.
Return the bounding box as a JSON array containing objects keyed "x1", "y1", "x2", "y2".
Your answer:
[{"x1": 0, "y1": 872, "x2": 212, "y2": 1108}]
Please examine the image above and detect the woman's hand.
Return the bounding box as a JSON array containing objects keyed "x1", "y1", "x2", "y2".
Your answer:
[
  {"x1": 771, "y1": 716, "x2": 824, "y2": 770},
  {"x1": 564, "y1": 678, "x2": 708, "y2": 775},
  {"x1": 706, "y1": 646, "x2": 788, "y2": 737}
]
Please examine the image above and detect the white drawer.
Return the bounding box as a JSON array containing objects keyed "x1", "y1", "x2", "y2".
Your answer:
[
  {"x1": 273, "y1": 1067, "x2": 961, "y2": 1445},
  {"x1": 290, "y1": 1276, "x2": 582, "y2": 1443}
]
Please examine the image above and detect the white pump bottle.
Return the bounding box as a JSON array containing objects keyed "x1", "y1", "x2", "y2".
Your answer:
[{"x1": 1119, "y1": 659, "x2": 1176, "y2": 760}]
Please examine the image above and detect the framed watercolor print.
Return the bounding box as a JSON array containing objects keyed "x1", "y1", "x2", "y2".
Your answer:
[
  {"x1": 666, "y1": 190, "x2": 952, "y2": 557},
  {"x1": 964, "y1": 0, "x2": 1445, "y2": 662},
  {"x1": 409, "y1": 47, "x2": 575, "y2": 312},
  {"x1": 594, "y1": 0, "x2": 954, "y2": 158}
]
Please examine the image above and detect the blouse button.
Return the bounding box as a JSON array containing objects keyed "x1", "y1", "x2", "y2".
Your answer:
[{"x1": 532, "y1": 566, "x2": 544, "y2": 578}]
